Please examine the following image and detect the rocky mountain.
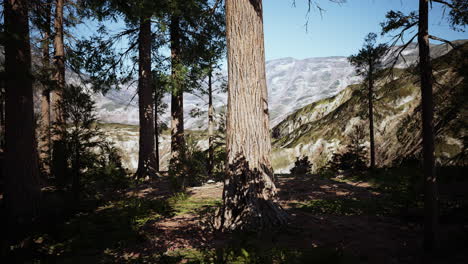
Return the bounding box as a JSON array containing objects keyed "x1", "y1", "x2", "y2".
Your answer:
[
  {"x1": 271, "y1": 42, "x2": 467, "y2": 173},
  {"x1": 93, "y1": 41, "x2": 462, "y2": 129}
]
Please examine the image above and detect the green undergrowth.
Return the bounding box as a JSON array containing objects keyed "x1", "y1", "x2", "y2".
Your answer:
[
  {"x1": 158, "y1": 247, "x2": 358, "y2": 264},
  {"x1": 169, "y1": 192, "x2": 221, "y2": 215}
]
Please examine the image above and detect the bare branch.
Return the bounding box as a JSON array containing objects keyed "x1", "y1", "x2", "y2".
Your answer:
[
  {"x1": 428, "y1": 35, "x2": 456, "y2": 49},
  {"x1": 431, "y1": 0, "x2": 455, "y2": 9}
]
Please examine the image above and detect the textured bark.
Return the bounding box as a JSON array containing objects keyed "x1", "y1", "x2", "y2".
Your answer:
[
  {"x1": 51, "y1": 0, "x2": 65, "y2": 130},
  {"x1": 3, "y1": 0, "x2": 41, "y2": 241},
  {"x1": 207, "y1": 69, "x2": 214, "y2": 177},
  {"x1": 51, "y1": 0, "x2": 66, "y2": 185},
  {"x1": 368, "y1": 63, "x2": 375, "y2": 169},
  {"x1": 39, "y1": 0, "x2": 52, "y2": 172},
  {"x1": 219, "y1": 0, "x2": 287, "y2": 231},
  {"x1": 135, "y1": 17, "x2": 157, "y2": 178},
  {"x1": 170, "y1": 16, "x2": 186, "y2": 172},
  {"x1": 419, "y1": 0, "x2": 439, "y2": 252}
]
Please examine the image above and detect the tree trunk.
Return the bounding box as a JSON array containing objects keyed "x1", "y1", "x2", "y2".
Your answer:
[
  {"x1": 135, "y1": 17, "x2": 157, "y2": 178},
  {"x1": 0, "y1": 86, "x2": 4, "y2": 151},
  {"x1": 419, "y1": 0, "x2": 438, "y2": 253},
  {"x1": 51, "y1": 0, "x2": 65, "y2": 130},
  {"x1": 51, "y1": 0, "x2": 67, "y2": 186},
  {"x1": 208, "y1": 68, "x2": 214, "y2": 177},
  {"x1": 368, "y1": 64, "x2": 375, "y2": 169},
  {"x1": 3, "y1": 0, "x2": 41, "y2": 242},
  {"x1": 219, "y1": 0, "x2": 287, "y2": 231},
  {"x1": 40, "y1": 0, "x2": 52, "y2": 173},
  {"x1": 154, "y1": 92, "x2": 160, "y2": 173},
  {"x1": 170, "y1": 15, "x2": 186, "y2": 184},
  {"x1": 72, "y1": 141, "x2": 80, "y2": 209}
]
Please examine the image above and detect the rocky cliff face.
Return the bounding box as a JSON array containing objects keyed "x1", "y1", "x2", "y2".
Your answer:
[{"x1": 271, "y1": 43, "x2": 468, "y2": 172}]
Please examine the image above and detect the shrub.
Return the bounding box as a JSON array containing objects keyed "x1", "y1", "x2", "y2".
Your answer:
[
  {"x1": 290, "y1": 156, "x2": 312, "y2": 175},
  {"x1": 328, "y1": 124, "x2": 367, "y2": 173}
]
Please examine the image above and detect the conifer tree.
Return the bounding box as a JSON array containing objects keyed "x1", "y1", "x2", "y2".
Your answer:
[
  {"x1": 348, "y1": 32, "x2": 388, "y2": 170},
  {"x1": 381, "y1": 0, "x2": 467, "y2": 252}
]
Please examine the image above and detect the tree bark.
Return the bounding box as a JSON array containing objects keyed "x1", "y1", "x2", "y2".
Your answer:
[
  {"x1": 208, "y1": 68, "x2": 214, "y2": 177},
  {"x1": 51, "y1": 0, "x2": 65, "y2": 130},
  {"x1": 154, "y1": 91, "x2": 160, "y2": 173},
  {"x1": 368, "y1": 63, "x2": 375, "y2": 169},
  {"x1": 40, "y1": 0, "x2": 52, "y2": 173},
  {"x1": 135, "y1": 17, "x2": 157, "y2": 178},
  {"x1": 419, "y1": 0, "x2": 439, "y2": 253},
  {"x1": 219, "y1": 0, "x2": 287, "y2": 231},
  {"x1": 0, "y1": 85, "x2": 4, "y2": 151},
  {"x1": 170, "y1": 15, "x2": 186, "y2": 183},
  {"x1": 3, "y1": 0, "x2": 41, "y2": 242},
  {"x1": 51, "y1": 0, "x2": 67, "y2": 186}
]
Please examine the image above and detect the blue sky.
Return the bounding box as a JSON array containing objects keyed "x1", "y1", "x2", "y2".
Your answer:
[{"x1": 263, "y1": 0, "x2": 468, "y2": 60}]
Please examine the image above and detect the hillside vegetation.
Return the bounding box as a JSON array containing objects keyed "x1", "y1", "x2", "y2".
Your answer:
[{"x1": 271, "y1": 43, "x2": 468, "y2": 172}]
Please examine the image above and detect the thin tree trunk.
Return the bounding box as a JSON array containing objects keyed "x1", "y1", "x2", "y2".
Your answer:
[
  {"x1": 208, "y1": 68, "x2": 214, "y2": 177},
  {"x1": 0, "y1": 87, "x2": 4, "y2": 150},
  {"x1": 3, "y1": 0, "x2": 41, "y2": 243},
  {"x1": 219, "y1": 0, "x2": 287, "y2": 231},
  {"x1": 135, "y1": 17, "x2": 156, "y2": 178},
  {"x1": 419, "y1": 0, "x2": 438, "y2": 253},
  {"x1": 40, "y1": 0, "x2": 52, "y2": 173},
  {"x1": 170, "y1": 15, "x2": 186, "y2": 184},
  {"x1": 368, "y1": 64, "x2": 375, "y2": 169},
  {"x1": 72, "y1": 141, "x2": 80, "y2": 208},
  {"x1": 154, "y1": 92, "x2": 160, "y2": 173}
]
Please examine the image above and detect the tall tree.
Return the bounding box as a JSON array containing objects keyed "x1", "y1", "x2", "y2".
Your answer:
[
  {"x1": 76, "y1": 0, "x2": 162, "y2": 178},
  {"x1": 52, "y1": 0, "x2": 65, "y2": 129},
  {"x1": 348, "y1": 32, "x2": 388, "y2": 170},
  {"x1": 31, "y1": 0, "x2": 53, "y2": 172},
  {"x1": 381, "y1": 0, "x2": 467, "y2": 253},
  {"x1": 50, "y1": 0, "x2": 68, "y2": 184},
  {"x1": 169, "y1": 14, "x2": 186, "y2": 179},
  {"x1": 219, "y1": 0, "x2": 287, "y2": 230},
  {"x1": 3, "y1": 0, "x2": 41, "y2": 242},
  {"x1": 135, "y1": 15, "x2": 157, "y2": 178}
]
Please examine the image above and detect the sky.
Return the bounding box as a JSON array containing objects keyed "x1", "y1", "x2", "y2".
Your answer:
[{"x1": 263, "y1": 0, "x2": 468, "y2": 60}]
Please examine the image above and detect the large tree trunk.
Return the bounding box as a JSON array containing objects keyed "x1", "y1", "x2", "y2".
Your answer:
[
  {"x1": 419, "y1": 0, "x2": 438, "y2": 252},
  {"x1": 170, "y1": 15, "x2": 186, "y2": 183},
  {"x1": 39, "y1": 0, "x2": 52, "y2": 173},
  {"x1": 135, "y1": 17, "x2": 157, "y2": 178},
  {"x1": 368, "y1": 64, "x2": 375, "y2": 169},
  {"x1": 51, "y1": 0, "x2": 67, "y2": 185},
  {"x1": 219, "y1": 0, "x2": 287, "y2": 231},
  {"x1": 207, "y1": 69, "x2": 214, "y2": 177},
  {"x1": 3, "y1": 0, "x2": 41, "y2": 242}
]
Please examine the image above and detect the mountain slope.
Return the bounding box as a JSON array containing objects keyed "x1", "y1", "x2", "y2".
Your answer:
[
  {"x1": 93, "y1": 41, "x2": 463, "y2": 129},
  {"x1": 271, "y1": 42, "x2": 468, "y2": 172}
]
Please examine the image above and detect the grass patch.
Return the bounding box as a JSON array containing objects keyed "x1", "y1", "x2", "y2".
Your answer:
[
  {"x1": 159, "y1": 247, "x2": 358, "y2": 264},
  {"x1": 169, "y1": 192, "x2": 221, "y2": 215},
  {"x1": 291, "y1": 197, "x2": 398, "y2": 217},
  {"x1": 30, "y1": 196, "x2": 174, "y2": 262}
]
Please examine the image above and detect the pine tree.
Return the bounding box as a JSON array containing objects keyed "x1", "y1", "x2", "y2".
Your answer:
[
  {"x1": 381, "y1": 0, "x2": 467, "y2": 253},
  {"x1": 348, "y1": 32, "x2": 388, "y2": 170}
]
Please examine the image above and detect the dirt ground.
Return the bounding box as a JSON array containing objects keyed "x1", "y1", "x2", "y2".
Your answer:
[{"x1": 110, "y1": 175, "x2": 468, "y2": 264}]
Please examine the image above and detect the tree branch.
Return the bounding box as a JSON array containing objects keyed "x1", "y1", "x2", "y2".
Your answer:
[{"x1": 428, "y1": 35, "x2": 456, "y2": 49}]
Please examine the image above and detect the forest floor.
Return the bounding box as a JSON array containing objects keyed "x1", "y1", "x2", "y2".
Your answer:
[{"x1": 9, "y1": 171, "x2": 468, "y2": 264}]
